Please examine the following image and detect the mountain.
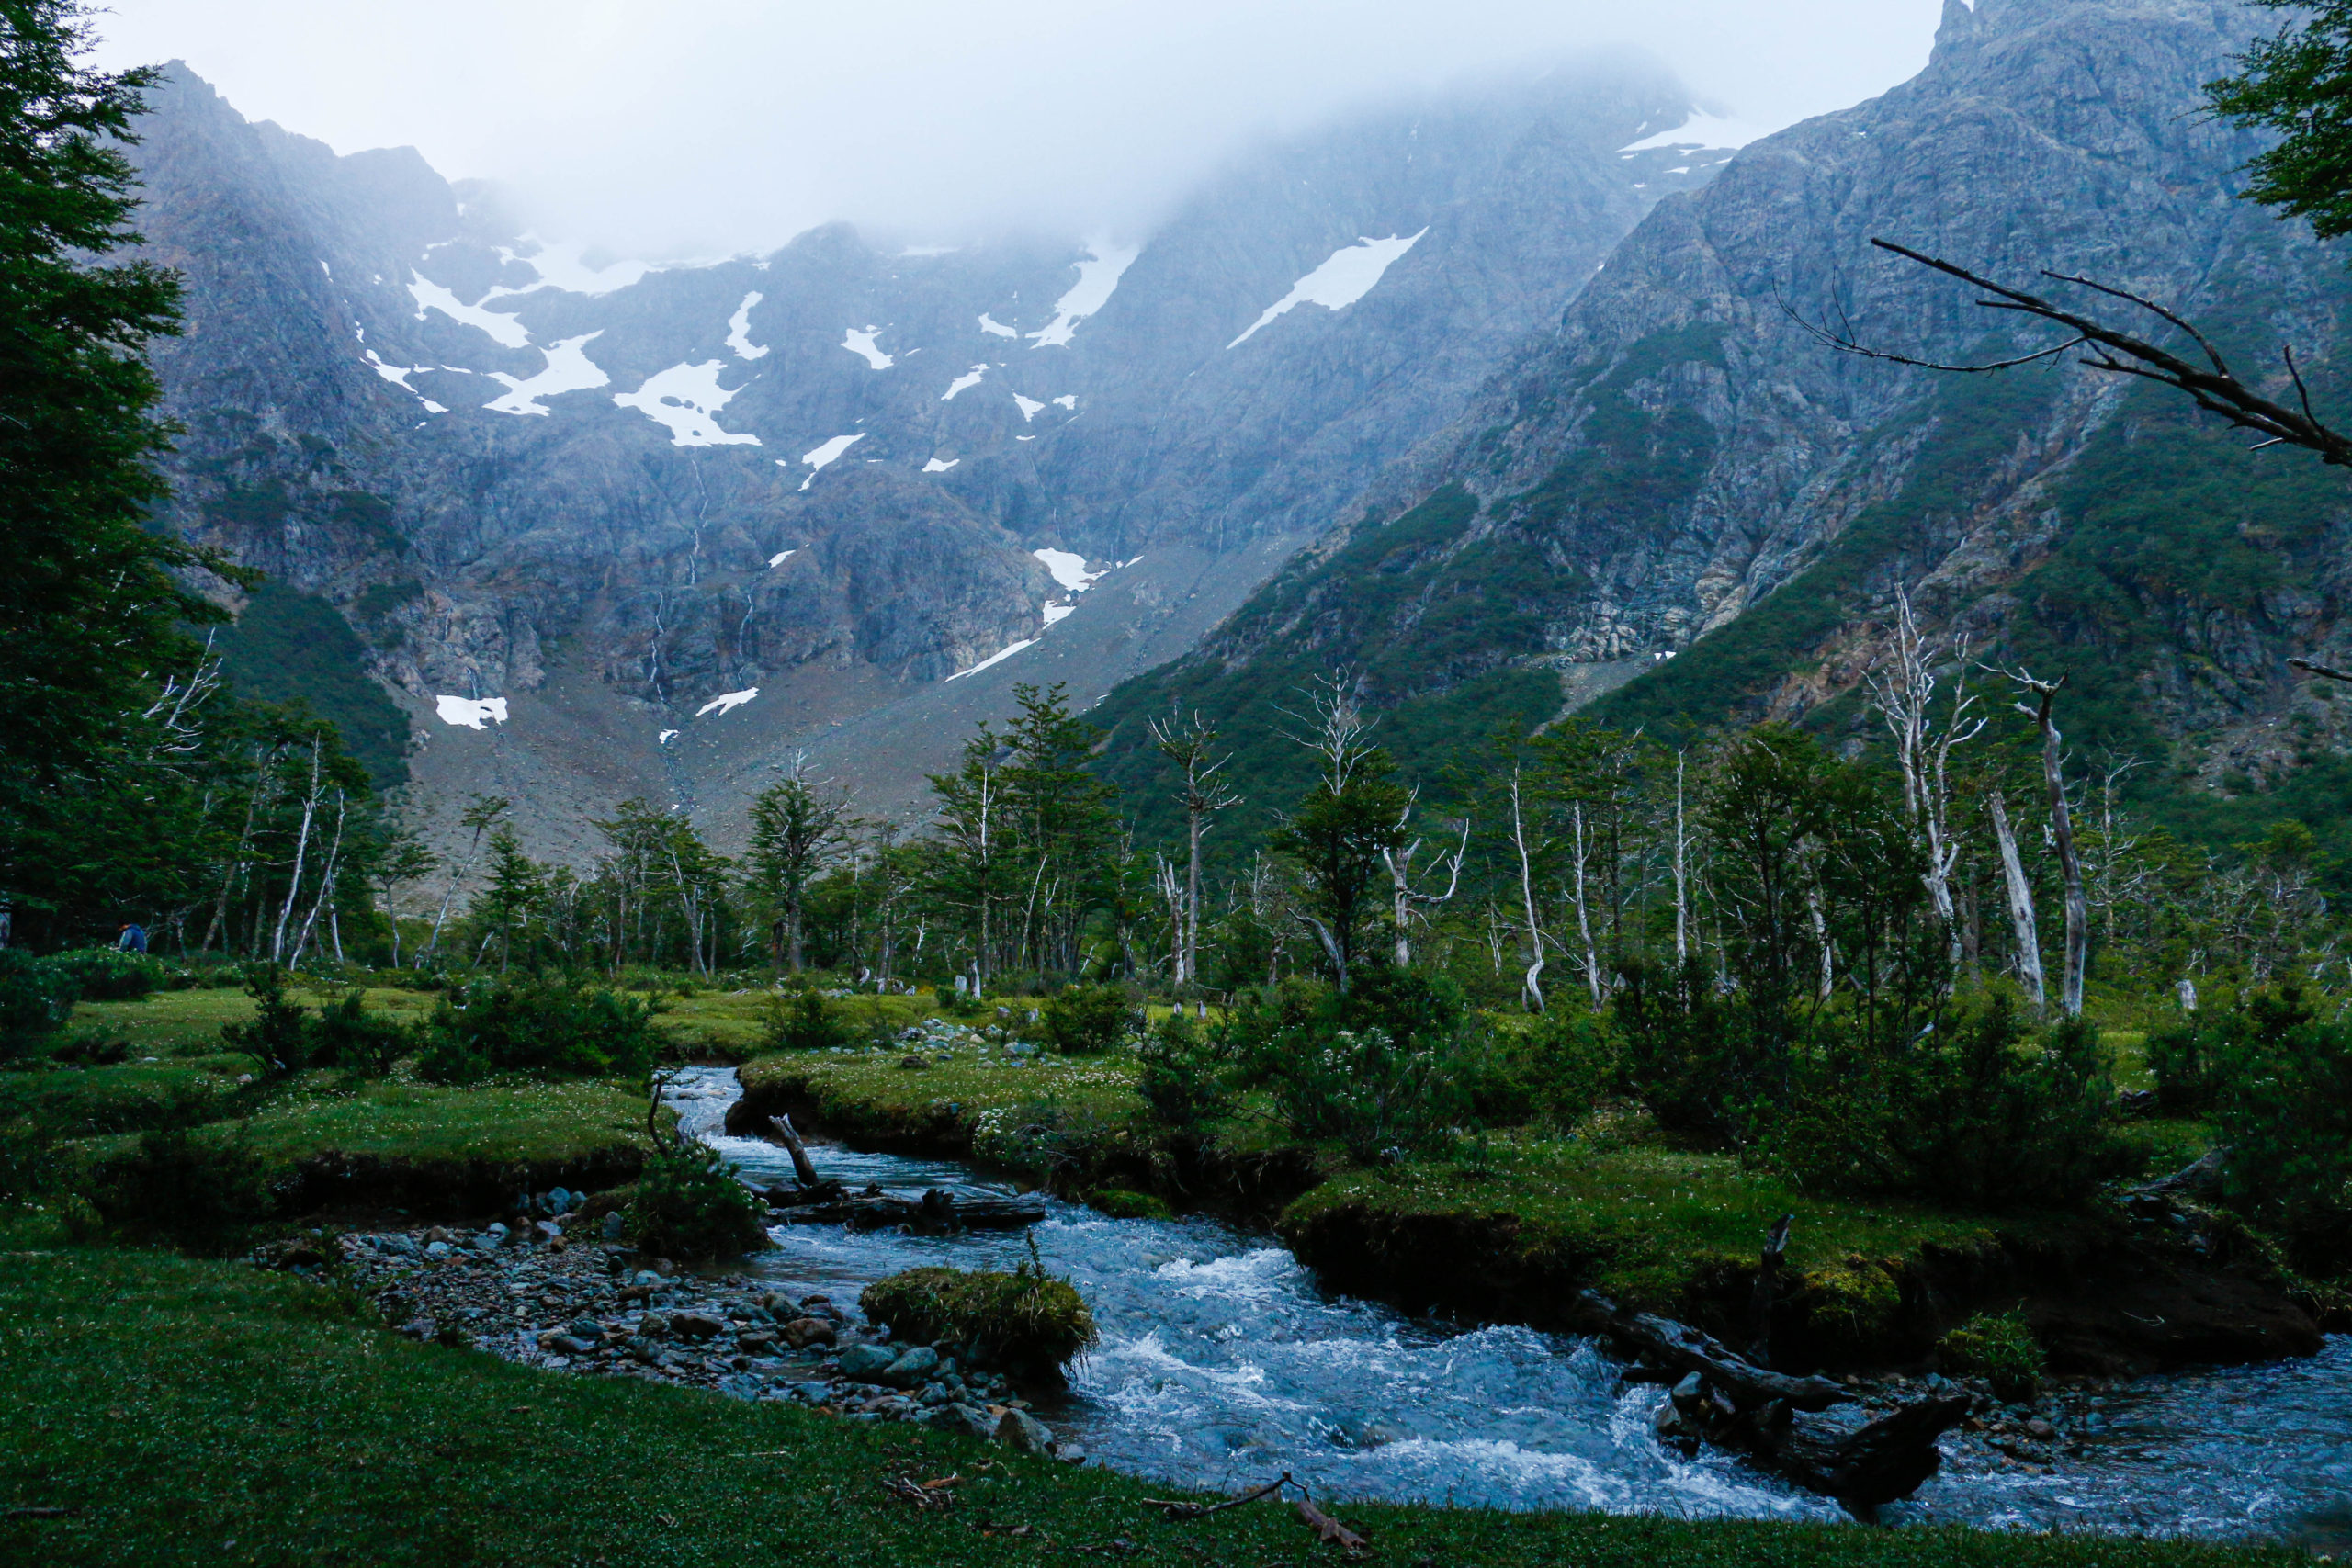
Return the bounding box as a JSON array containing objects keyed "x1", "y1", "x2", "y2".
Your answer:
[
  {"x1": 1093, "y1": 0, "x2": 2352, "y2": 865},
  {"x1": 124, "y1": 58, "x2": 1735, "y2": 856}
]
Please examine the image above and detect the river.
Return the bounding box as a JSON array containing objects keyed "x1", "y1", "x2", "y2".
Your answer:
[{"x1": 663, "y1": 1067, "x2": 2352, "y2": 1548}]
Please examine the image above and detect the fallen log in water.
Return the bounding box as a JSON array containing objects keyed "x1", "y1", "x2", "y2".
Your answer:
[
  {"x1": 1574, "y1": 1254, "x2": 1971, "y2": 1510},
  {"x1": 759, "y1": 1183, "x2": 1046, "y2": 1233}
]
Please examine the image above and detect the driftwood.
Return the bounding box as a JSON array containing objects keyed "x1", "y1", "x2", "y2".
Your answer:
[
  {"x1": 767, "y1": 1114, "x2": 825, "y2": 1190},
  {"x1": 1575, "y1": 1222, "x2": 1972, "y2": 1510},
  {"x1": 762, "y1": 1183, "x2": 1046, "y2": 1233},
  {"x1": 1571, "y1": 1290, "x2": 1848, "y2": 1411},
  {"x1": 2131, "y1": 1146, "x2": 2229, "y2": 1201}
]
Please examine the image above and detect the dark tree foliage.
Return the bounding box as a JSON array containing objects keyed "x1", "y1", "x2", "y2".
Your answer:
[
  {"x1": 2209, "y1": 1, "x2": 2352, "y2": 243},
  {"x1": 0, "y1": 4, "x2": 229, "y2": 916}
]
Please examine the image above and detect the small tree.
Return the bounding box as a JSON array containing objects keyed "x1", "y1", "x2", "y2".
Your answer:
[
  {"x1": 1148, "y1": 706, "x2": 1238, "y2": 990},
  {"x1": 1271, "y1": 679, "x2": 1408, "y2": 994},
  {"x1": 747, "y1": 757, "x2": 851, "y2": 973}
]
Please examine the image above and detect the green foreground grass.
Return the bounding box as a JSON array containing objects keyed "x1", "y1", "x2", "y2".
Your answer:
[{"x1": 0, "y1": 1244, "x2": 2290, "y2": 1568}]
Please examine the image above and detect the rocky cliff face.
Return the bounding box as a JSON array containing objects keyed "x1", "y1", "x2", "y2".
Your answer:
[
  {"x1": 126, "y1": 59, "x2": 1728, "y2": 852},
  {"x1": 1097, "y1": 0, "x2": 2352, "y2": 853}
]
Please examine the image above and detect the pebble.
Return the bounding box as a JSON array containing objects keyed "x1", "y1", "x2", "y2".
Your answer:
[{"x1": 317, "y1": 1221, "x2": 1068, "y2": 1458}]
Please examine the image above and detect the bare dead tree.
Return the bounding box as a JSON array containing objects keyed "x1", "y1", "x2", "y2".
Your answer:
[
  {"x1": 1505, "y1": 760, "x2": 1548, "y2": 1013},
  {"x1": 1379, "y1": 787, "x2": 1469, "y2": 967},
  {"x1": 1149, "y1": 707, "x2": 1240, "y2": 988},
  {"x1": 1672, "y1": 750, "x2": 1690, "y2": 967},
  {"x1": 1792, "y1": 239, "x2": 2352, "y2": 467},
  {"x1": 1865, "y1": 590, "x2": 1984, "y2": 969},
  {"x1": 2003, "y1": 669, "x2": 2089, "y2": 1019},
  {"x1": 1986, "y1": 790, "x2": 2046, "y2": 1010}
]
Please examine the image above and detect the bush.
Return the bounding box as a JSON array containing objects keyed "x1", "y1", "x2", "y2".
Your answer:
[
  {"x1": 220, "y1": 964, "x2": 318, "y2": 1075},
  {"x1": 1136, "y1": 1011, "x2": 1227, "y2": 1131},
  {"x1": 626, "y1": 1139, "x2": 766, "y2": 1261},
  {"x1": 1228, "y1": 969, "x2": 1476, "y2": 1163},
  {"x1": 44, "y1": 946, "x2": 164, "y2": 1001},
  {"x1": 1493, "y1": 1007, "x2": 1620, "y2": 1133},
  {"x1": 94, "y1": 1125, "x2": 275, "y2": 1246},
  {"x1": 0, "y1": 949, "x2": 78, "y2": 1057},
  {"x1": 418, "y1": 976, "x2": 660, "y2": 1084},
  {"x1": 1939, "y1": 1310, "x2": 2045, "y2": 1402},
  {"x1": 2202, "y1": 987, "x2": 2352, "y2": 1273},
  {"x1": 760, "y1": 987, "x2": 852, "y2": 1052},
  {"x1": 311, "y1": 989, "x2": 419, "y2": 1076},
  {"x1": 859, "y1": 1250, "x2": 1097, "y2": 1376},
  {"x1": 0, "y1": 1116, "x2": 82, "y2": 1204},
  {"x1": 1037, "y1": 984, "x2": 1140, "y2": 1055},
  {"x1": 1615, "y1": 956, "x2": 1772, "y2": 1146},
  {"x1": 1773, "y1": 997, "x2": 2129, "y2": 1210}
]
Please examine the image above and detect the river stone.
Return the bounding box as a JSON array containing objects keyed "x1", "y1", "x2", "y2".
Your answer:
[
  {"x1": 918, "y1": 1382, "x2": 953, "y2": 1407},
  {"x1": 880, "y1": 1347, "x2": 940, "y2": 1387},
  {"x1": 838, "y1": 1344, "x2": 897, "y2": 1381},
  {"x1": 673, "y1": 1312, "x2": 724, "y2": 1340},
  {"x1": 926, "y1": 1403, "x2": 996, "y2": 1440},
  {"x1": 603, "y1": 1213, "x2": 626, "y2": 1241},
  {"x1": 781, "y1": 1316, "x2": 836, "y2": 1349},
  {"x1": 424, "y1": 1241, "x2": 452, "y2": 1260},
  {"x1": 567, "y1": 1317, "x2": 604, "y2": 1341},
  {"x1": 996, "y1": 1409, "x2": 1056, "y2": 1457},
  {"x1": 715, "y1": 1373, "x2": 764, "y2": 1402}
]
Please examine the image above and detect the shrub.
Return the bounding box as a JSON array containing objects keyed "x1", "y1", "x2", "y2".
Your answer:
[
  {"x1": 1497, "y1": 1007, "x2": 1620, "y2": 1134},
  {"x1": 859, "y1": 1249, "x2": 1097, "y2": 1376},
  {"x1": 418, "y1": 976, "x2": 660, "y2": 1084},
  {"x1": 1228, "y1": 969, "x2": 1476, "y2": 1163},
  {"x1": 0, "y1": 1116, "x2": 82, "y2": 1204},
  {"x1": 1038, "y1": 984, "x2": 1140, "y2": 1055},
  {"x1": 1774, "y1": 997, "x2": 2129, "y2": 1210},
  {"x1": 0, "y1": 949, "x2": 78, "y2": 1057},
  {"x1": 626, "y1": 1139, "x2": 766, "y2": 1261},
  {"x1": 94, "y1": 1126, "x2": 275, "y2": 1246},
  {"x1": 1939, "y1": 1310, "x2": 2045, "y2": 1402},
  {"x1": 43, "y1": 946, "x2": 164, "y2": 1001},
  {"x1": 311, "y1": 989, "x2": 419, "y2": 1076},
  {"x1": 220, "y1": 964, "x2": 318, "y2": 1075},
  {"x1": 2204, "y1": 987, "x2": 2352, "y2": 1274},
  {"x1": 760, "y1": 987, "x2": 852, "y2": 1052},
  {"x1": 1614, "y1": 956, "x2": 1773, "y2": 1146},
  {"x1": 1136, "y1": 1011, "x2": 1227, "y2": 1131}
]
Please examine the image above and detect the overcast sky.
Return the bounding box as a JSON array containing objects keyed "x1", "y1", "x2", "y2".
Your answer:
[{"x1": 87, "y1": 0, "x2": 1946, "y2": 260}]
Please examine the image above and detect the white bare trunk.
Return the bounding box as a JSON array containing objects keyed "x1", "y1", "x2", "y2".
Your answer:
[{"x1": 1988, "y1": 792, "x2": 2045, "y2": 1009}]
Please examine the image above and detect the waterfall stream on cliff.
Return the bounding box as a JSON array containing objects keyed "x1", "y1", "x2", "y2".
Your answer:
[{"x1": 663, "y1": 1067, "x2": 2351, "y2": 1547}]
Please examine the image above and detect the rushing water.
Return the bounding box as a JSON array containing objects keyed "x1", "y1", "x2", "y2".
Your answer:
[{"x1": 664, "y1": 1067, "x2": 2352, "y2": 1545}]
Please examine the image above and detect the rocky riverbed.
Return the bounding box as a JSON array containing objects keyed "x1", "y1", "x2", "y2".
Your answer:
[{"x1": 259, "y1": 1214, "x2": 1078, "y2": 1463}]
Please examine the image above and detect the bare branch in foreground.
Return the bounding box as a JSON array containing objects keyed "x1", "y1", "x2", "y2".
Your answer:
[{"x1": 1785, "y1": 239, "x2": 2352, "y2": 468}]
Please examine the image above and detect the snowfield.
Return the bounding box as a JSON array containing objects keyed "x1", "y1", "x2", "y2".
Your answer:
[{"x1": 1229, "y1": 230, "x2": 1427, "y2": 347}]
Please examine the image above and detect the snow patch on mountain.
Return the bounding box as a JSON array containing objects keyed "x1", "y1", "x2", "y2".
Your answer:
[
  {"x1": 923, "y1": 457, "x2": 959, "y2": 472},
  {"x1": 796, "y1": 433, "x2": 865, "y2": 489},
  {"x1": 435, "y1": 695, "x2": 508, "y2": 728},
  {"x1": 1228, "y1": 230, "x2": 1427, "y2": 347},
  {"x1": 695, "y1": 687, "x2": 759, "y2": 717},
  {"x1": 1033, "y1": 548, "x2": 1102, "y2": 592},
  {"x1": 612, "y1": 361, "x2": 762, "y2": 446},
  {"x1": 1619, "y1": 110, "x2": 1770, "y2": 152},
  {"x1": 1052, "y1": 394, "x2": 1076, "y2": 410},
  {"x1": 363, "y1": 351, "x2": 447, "y2": 412},
  {"x1": 407, "y1": 272, "x2": 531, "y2": 348},
  {"x1": 843, "y1": 326, "x2": 894, "y2": 369},
  {"x1": 1012, "y1": 393, "x2": 1045, "y2": 421},
  {"x1": 504, "y1": 239, "x2": 650, "y2": 296},
  {"x1": 943, "y1": 365, "x2": 988, "y2": 400},
  {"x1": 485, "y1": 332, "x2": 608, "y2": 415},
  {"x1": 1028, "y1": 243, "x2": 1139, "y2": 347},
  {"x1": 727, "y1": 292, "x2": 769, "y2": 360},
  {"x1": 768, "y1": 548, "x2": 797, "y2": 568},
  {"x1": 978, "y1": 312, "x2": 1018, "y2": 338},
  {"x1": 946, "y1": 639, "x2": 1036, "y2": 681}
]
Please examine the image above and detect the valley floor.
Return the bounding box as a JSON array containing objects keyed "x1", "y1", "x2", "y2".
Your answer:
[{"x1": 0, "y1": 1242, "x2": 2296, "y2": 1568}]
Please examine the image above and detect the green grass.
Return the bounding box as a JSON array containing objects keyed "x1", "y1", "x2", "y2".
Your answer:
[
  {"x1": 232, "y1": 1077, "x2": 651, "y2": 1168},
  {"x1": 0, "y1": 1244, "x2": 2290, "y2": 1568},
  {"x1": 1281, "y1": 1131, "x2": 2017, "y2": 1313},
  {"x1": 654, "y1": 988, "x2": 934, "y2": 1060},
  {"x1": 741, "y1": 1043, "x2": 1148, "y2": 1144}
]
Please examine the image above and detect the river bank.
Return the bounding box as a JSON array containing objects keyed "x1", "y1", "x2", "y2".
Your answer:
[{"x1": 726, "y1": 1043, "x2": 2333, "y2": 1381}]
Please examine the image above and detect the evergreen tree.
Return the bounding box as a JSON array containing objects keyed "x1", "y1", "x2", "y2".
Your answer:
[
  {"x1": 0, "y1": 4, "x2": 234, "y2": 942},
  {"x1": 746, "y1": 761, "x2": 851, "y2": 973},
  {"x1": 2209, "y1": 1, "x2": 2352, "y2": 242}
]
